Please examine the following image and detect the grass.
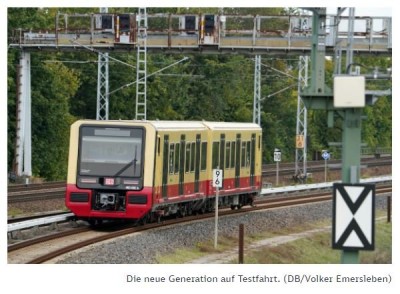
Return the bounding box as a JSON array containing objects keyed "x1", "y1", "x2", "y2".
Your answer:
[
  {"x1": 360, "y1": 219, "x2": 392, "y2": 263},
  {"x1": 242, "y1": 219, "x2": 391, "y2": 264},
  {"x1": 156, "y1": 235, "x2": 239, "y2": 264},
  {"x1": 156, "y1": 210, "x2": 392, "y2": 264},
  {"x1": 8, "y1": 208, "x2": 25, "y2": 218}
]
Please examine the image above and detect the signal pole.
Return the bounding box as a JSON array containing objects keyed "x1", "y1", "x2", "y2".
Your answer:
[
  {"x1": 300, "y1": 8, "x2": 384, "y2": 264},
  {"x1": 339, "y1": 8, "x2": 360, "y2": 264}
]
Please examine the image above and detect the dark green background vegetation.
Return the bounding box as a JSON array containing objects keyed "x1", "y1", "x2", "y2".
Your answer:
[{"x1": 7, "y1": 8, "x2": 392, "y2": 181}]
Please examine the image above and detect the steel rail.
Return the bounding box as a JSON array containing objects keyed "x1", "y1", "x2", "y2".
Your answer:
[
  {"x1": 9, "y1": 185, "x2": 390, "y2": 264},
  {"x1": 7, "y1": 157, "x2": 391, "y2": 203}
]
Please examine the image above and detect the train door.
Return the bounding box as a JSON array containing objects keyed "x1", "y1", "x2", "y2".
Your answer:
[
  {"x1": 194, "y1": 134, "x2": 201, "y2": 192},
  {"x1": 179, "y1": 135, "x2": 185, "y2": 195},
  {"x1": 162, "y1": 135, "x2": 169, "y2": 198},
  {"x1": 250, "y1": 134, "x2": 256, "y2": 186},
  {"x1": 235, "y1": 134, "x2": 241, "y2": 188}
]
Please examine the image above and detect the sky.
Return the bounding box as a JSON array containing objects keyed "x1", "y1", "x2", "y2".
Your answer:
[{"x1": 327, "y1": 7, "x2": 392, "y2": 16}]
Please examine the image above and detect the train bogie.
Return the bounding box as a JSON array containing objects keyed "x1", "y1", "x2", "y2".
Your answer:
[{"x1": 65, "y1": 120, "x2": 262, "y2": 224}]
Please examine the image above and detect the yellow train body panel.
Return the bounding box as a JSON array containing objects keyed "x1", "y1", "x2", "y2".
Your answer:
[{"x1": 65, "y1": 120, "x2": 262, "y2": 221}]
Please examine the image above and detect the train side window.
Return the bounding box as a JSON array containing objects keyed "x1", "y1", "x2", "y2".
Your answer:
[
  {"x1": 212, "y1": 141, "x2": 219, "y2": 169},
  {"x1": 157, "y1": 135, "x2": 161, "y2": 155},
  {"x1": 185, "y1": 143, "x2": 191, "y2": 173},
  {"x1": 162, "y1": 135, "x2": 169, "y2": 193},
  {"x1": 180, "y1": 135, "x2": 186, "y2": 179},
  {"x1": 174, "y1": 143, "x2": 180, "y2": 174},
  {"x1": 190, "y1": 142, "x2": 195, "y2": 172},
  {"x1": 241, "y1": 142, "x2": 246, "y2": 167},
  {"x1": 225, "y1": 141, "x2": 231, "y2": 169},
  {"x1": 219, "y1": 134, "x2": 225, "y2": 172},
  {"x1": 246, "y1": 141, "x2": 251, "y2": 167},
  {"x1": 169, "y1": 143, "x2": 175, "y2": 174},
  {"x1": 230, "y1": 141, "x2": 236, "y2": 168},
  {"x1": 201, "y1": 142, "x2": 207, "y2": 171}
]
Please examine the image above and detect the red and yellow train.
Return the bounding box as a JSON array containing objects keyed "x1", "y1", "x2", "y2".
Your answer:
[{"x1": 65, "y1": 120, "x2": 262, "y2": 225}]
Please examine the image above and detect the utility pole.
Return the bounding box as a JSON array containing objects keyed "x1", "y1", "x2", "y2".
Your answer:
[
  {"x1": 253, "y1": 55, "x2": 261, "y2": 125},
  {"x1": 301, "y1": 7, "x2": 383, "y2": 264},
  {"x1": 96, "y1": 7, "x2": 110, "y2": 120},
  {"x1": 136, "y1": 7, "x2": 148, "y2": 120},
  {"x1": 14, "y1": 52, "x2": 32, "y2": 180},
  {"x1": 295, "y1": 56, "x2": 309, "y2": 182}
]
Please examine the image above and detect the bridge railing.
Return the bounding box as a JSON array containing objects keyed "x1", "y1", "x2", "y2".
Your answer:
[
  {"x1": 361, "y1": 147, "x2": 392, "y2": 158},
  {"x1": 9, "y1": 12, "x2": 392, "y2": 53}
]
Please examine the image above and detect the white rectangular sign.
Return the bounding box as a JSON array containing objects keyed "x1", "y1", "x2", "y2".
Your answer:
[
  {"x1": 274, "y1": 151, "x2": 281, "y2": 162},
  {"x1": 332, "y1": 183, "x2": 375, "y2": 251},
  {"x1": 212, "y1": 169, "x2": 223, "y2": 188}
]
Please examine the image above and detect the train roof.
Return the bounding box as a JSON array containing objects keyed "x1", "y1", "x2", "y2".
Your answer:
[
  {"x1": 201, "y1": 121, "x2": 261, "y2": 131},
  {"x1": 149, "y1": 120, "x2": 261, "y2": 131},
  {"x1": 73, "y1": 119, "x2": 261, "y2": 131},
  {"x1": 149, "y1": 120, "x2": 208, "y2": 130}
]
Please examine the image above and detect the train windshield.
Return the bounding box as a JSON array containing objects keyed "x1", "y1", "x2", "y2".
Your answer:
[{"x1": 79, "y1": 126, "x2": 144, "y2": 177}]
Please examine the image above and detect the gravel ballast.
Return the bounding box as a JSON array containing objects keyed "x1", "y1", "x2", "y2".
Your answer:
[{"x1": 55, "y1": 195, "x2": 389, "y2": 264}]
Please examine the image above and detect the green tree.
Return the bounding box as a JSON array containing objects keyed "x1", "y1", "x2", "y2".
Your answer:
[
  {"x1": 7, "y1": 7, "x2": 392, "y2": 180},
  {"x1": 30, "y1": 56, "x2": 79, "y2": 180},
  {"x1": 7, "y1": 50, "x2": 19, "y2": 173}
]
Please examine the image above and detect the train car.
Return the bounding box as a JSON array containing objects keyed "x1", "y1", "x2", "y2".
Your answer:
[{"x1": 65, "y1": 120, "x2": 262, "y2": 225}]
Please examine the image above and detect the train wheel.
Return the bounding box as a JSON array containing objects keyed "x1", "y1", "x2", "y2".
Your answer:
[
  {"x1": 149, "y1": 213, "x2": 156, "y2": 223},
  {"x1": 140, "y1": 214, "x2": 149, "y2": 226},
  {"x1": 88, "y1": 219, "x2": 103, "y2": 227},
  {"x1": 179, "y1": 206, "x2": 187, "y2": 218}
]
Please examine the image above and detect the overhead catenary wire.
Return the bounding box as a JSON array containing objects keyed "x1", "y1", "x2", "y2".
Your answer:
[
  {"x1": 69, "y1": 39, "x2": 190, "y2": 95},
  {"x1": 260, "y1": 61, "x2": 297, "y2": 80},
  {"x1": 261, "y1": 83, "x2": 297, "y2": 101},
  {"x1": 109, "y1": 56, "x2": 189, "y2": 95},
  {"x1": 70, "y1": 39, "x2": 136, "y2": 69}
]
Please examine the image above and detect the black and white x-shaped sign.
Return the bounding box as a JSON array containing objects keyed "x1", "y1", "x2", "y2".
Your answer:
[{"x1": 332, "y1": 183, "x2": 375, "y2": 251}]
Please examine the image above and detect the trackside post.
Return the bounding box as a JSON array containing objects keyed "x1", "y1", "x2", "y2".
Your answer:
[{"x1": 213, "y1": 168, "x2": 223, "y2": 249}]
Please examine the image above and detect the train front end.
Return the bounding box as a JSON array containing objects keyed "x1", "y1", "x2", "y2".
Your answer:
[{"x1": 65, "y1": 120, "x2": 155, "y2": 223}]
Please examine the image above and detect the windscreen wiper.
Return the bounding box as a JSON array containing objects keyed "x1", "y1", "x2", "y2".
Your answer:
[
  {"x1": 114, "y1": 160, "x2": 134, "y2": 177},
  {"x1": 114, "y1": 146, "x2": 138, "y2": 177}
]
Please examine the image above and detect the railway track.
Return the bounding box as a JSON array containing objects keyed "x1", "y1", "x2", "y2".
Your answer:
[
  {"x1": 7, "y1": 181, "x2": 65, "y2": 193},
  {"x1": 7, "y1": 157, "x2": 391, "y2": 203},
  {"x1": 7, "y1": 210, "x2": 70, "y2": 224},
  {"x1": 262, "y1": 157, "x2": 392, "y2": 177},
  {"x1": 7, "y1": 184, "x2": 391, "y2": 264},
  {"x1": 7, "y1": 182, "x2": 65, "y2": 203}
]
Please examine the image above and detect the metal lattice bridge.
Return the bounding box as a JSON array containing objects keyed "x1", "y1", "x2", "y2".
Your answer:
[{"x1": 9, "y1": 12, "x2": 392, "y2": 54}]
